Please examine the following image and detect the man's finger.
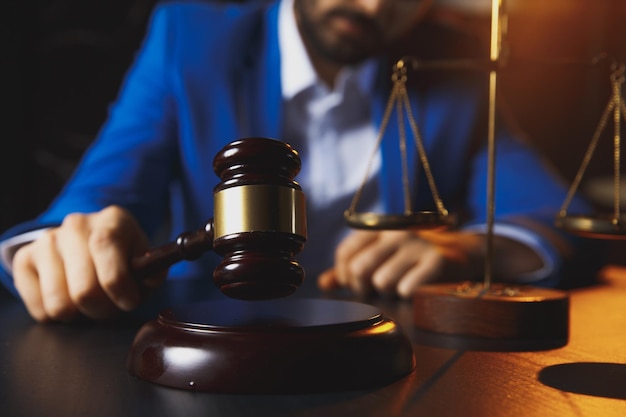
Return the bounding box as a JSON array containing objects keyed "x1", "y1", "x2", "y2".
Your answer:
[
  {"x1": 13, "y1": 244, "x2": 48, "y2": 322},
  {"x1": 317, "y1": 268, "x2": 341, "y2": 291}
]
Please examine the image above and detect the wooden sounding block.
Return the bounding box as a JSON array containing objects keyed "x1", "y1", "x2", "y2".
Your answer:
[{"x1": 127, "y1": 298, "x2": 415, "y2": 393}]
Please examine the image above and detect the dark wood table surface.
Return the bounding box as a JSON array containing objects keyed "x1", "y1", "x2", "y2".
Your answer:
[{"x1": 1, "y1": 267, "x2": 626, "y2": 417}]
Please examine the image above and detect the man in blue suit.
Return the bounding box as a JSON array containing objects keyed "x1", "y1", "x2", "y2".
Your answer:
[{"x1": 0, "y1": 0, "x2": 599, "y2": 322}]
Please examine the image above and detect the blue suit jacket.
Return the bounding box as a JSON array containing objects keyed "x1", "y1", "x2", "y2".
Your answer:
[{"x1": 0, "y1": 0, "x2": 599, "y2": 295}]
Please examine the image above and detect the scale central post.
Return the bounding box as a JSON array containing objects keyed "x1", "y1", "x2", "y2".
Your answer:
[{"x1": 484, "y1": 0, "x2": 505, "y2": 291}]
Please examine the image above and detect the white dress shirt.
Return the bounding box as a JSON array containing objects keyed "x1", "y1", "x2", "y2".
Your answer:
[{"x1": 278, "y1": 0, "x2": 384, "y2": 280}]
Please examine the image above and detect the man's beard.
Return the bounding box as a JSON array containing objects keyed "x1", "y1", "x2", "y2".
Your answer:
[{"x1": 294, "y1": 2, "x2": 386, "y2": 66}]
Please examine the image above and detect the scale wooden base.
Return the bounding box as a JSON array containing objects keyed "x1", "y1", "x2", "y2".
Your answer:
[
  {"x1": 412, "y1": 282, "x2": 569, "y2": 351},
  {"x1": 127, "y1": 298, "x2": 415, "y2": 394}
]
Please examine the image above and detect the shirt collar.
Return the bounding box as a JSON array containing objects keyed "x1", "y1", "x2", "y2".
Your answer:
[{"x1": 278, "y1": 0, "x2": 377, "y2": 100}]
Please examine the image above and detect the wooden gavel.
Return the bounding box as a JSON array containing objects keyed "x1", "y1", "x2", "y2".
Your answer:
[{"x1": 131, "y1": 137, "x2": 307, "y2": 300}]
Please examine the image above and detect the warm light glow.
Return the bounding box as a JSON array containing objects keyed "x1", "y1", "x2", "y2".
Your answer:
[
  {"x1": 490, "y1": 0, "x2": 502, "y2": 61},
  {"x1": 366, "y1": 321, "x2": 396, "y2": 335}
]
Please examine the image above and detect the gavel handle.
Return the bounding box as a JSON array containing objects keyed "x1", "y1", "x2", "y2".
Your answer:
[{"x1": 131, "y1": 221, "x2": 215, "y2": 279}]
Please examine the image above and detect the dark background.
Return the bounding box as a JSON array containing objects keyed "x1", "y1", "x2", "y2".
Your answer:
[
  {"x1": 1, "y1": 0, "x2": 625, "y2": 257},
  {"x1": 1, "y1": 0, "x2": 159, "y2": 232}
]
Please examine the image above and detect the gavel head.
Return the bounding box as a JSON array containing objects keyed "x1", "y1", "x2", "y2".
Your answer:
[{"x1": 211, "y1": 137, "x2": 307, "y2": 300}]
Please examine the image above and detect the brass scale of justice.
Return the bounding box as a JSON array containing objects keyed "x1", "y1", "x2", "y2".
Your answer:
[
  {"x1": 126, "y1": 0, "x2": 623, "y2": 394},
  {"x1": 346, "y1": 0, "x2": 626, "y2": 345}
]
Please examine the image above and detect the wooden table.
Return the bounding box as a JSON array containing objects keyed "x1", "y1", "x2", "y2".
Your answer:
[{"x1": 1, "y1": 267, "x2": 625, "y2": 417}]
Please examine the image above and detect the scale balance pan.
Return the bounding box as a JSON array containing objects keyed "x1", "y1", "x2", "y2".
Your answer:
[
  {"x1": 127, "y1": 298, "x2": 415, "y2": 394},
  {"x1": 412, "y1": 282, "x2": 569, "y2": 350},
  {"x1": 556, "y1": 214, "x2": 626, "y2": 240},
  {"x1": 344, "y1": 211, "x2": 457, "y2": 230}
]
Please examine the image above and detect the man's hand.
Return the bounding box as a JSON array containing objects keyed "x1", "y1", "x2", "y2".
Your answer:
[
  {"x1": 318, "y1": 229, "x2": 544, "y2": 298},
  {"x1": 12, "y1": 205, "x2": 165, "y2": 322}
]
